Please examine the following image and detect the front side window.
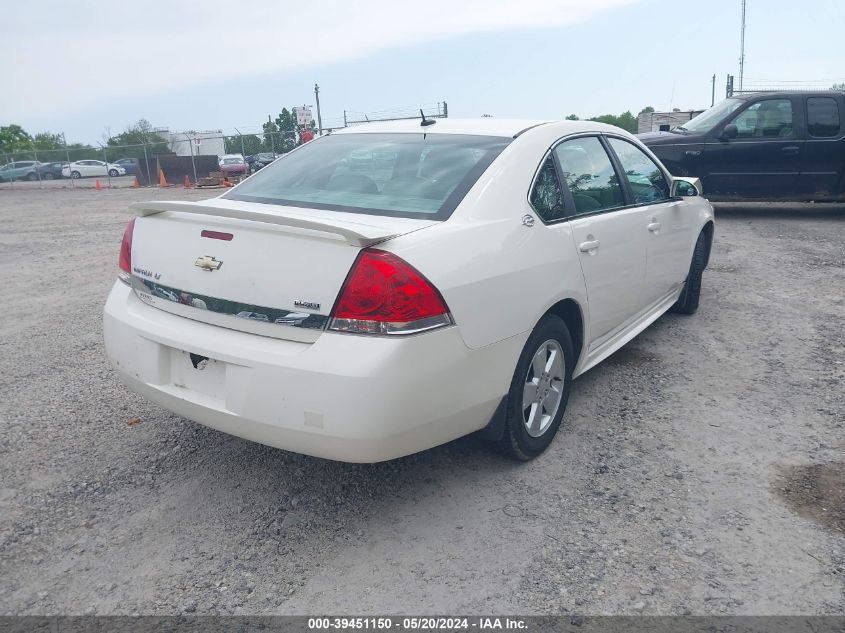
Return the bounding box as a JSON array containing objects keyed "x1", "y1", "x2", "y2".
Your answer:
[
  {"x1": 807, "y1": 97, "x2": 840, "y2": 138},
  {"x1": 607, "y1": 138, "x2": 670, "y2": 203},
  {"x1": 553, "y1": 137, "x2": 623, "y2": 215},
  {"x1": 730, "y1": 99, "x2": 793, "y2": 139},
  {"x1": 529, "y1": 156, "x2": 564, "y2": 222},
  {"x1": 226, "y1": 133, "x2": 511, "y2": 220}
]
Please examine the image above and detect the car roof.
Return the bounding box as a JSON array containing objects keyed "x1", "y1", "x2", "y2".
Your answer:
[
  {"x1": 330, "y1": 118, "x2": 630, "y2": 138},
  {"x1": 735, "y1": 91, "x2": 844, "y2": 100}
]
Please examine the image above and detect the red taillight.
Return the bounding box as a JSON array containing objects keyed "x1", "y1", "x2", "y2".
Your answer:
[
  {"x1": 118, "y1": 218, "x2": 135, "y2": 284},
  {"x1": 329, "y1": 249, "x2": 452, "y2": 335}
]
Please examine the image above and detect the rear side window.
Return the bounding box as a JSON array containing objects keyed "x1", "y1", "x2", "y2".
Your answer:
[
  {"x1": 529, "y1": 156, "x2": 564, "y2": 222},
  {"x1": 607, "y1": 138, "x2": 671, "y2": 203},
  {"x1": 225, "y1": 133, "x2": 511, "y2": 220},
  {"x1": 553, "y1": 137, "x2": 624, "y2": 215},
  {"x1": 807, "y1": 97, "x2": 841, "y2": 138}
]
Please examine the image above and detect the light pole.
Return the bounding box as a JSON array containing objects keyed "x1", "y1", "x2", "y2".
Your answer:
[{"x1": 314, "y1": 83, "x2": 323, "y2": 135}]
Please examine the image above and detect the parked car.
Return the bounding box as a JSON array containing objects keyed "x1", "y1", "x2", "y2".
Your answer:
[
  {"x1": 37, "y1": 162, "x2": 67, "y2": 180},
  {"x1": 113, "y1": 158, "x2": 138, "y2": 175},
  {"x1": 218, "y1": 154, "x2": 248, "y2": 176},
  {"x1": 0, "y1": 160, "x2": 40, "y2": 182},
  {"x1": 104, "y1": 119, "x2": 714, "y2": 463},
  {"x1": 62, "y1": 160, "x2": 126, "y2": 179},
  {"x1": 250, "y1": 152, "x2": 278, "y2": 172},
  {"x1": 639, "y1": 91, "x2": 845, "y2": 201}
]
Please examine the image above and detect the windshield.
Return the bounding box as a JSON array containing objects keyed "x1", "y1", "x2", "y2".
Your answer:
[
  {"x1": 222, "y1": 158, "x2": 243, "y2": 164},
  {"x1": 676, "y1": 98, "x2": 745, "y2": 133},
  {"x1": 224, "y1": 133, "x2": 511, "y2": 220}
]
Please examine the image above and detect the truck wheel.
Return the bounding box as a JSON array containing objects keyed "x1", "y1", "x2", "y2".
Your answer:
[{"x1": 496, "y1": 315, "x2": 573, "y2": 461}]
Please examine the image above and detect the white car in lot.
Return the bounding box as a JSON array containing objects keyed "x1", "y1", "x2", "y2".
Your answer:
[
  {"x1": 62, "y1": 160, "x2": 126, "y2": 179},
  {"x1": 104, "y1": 119, "x2": 714, "y2": 463}
]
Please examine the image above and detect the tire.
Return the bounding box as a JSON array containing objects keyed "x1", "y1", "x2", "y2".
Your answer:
[
  {"x1": 496, "y1": 315, "x2": 574, "y2": 461},
  {"x1": 108, "y1": 169, "x2": 119, "y2": 177},
  {"x1": 44, "y1": 173, "x2": 55, "y2": 180},
  {"x1": 672, "y1": 230, "x2": 707, "y2": 315},
  {"x1": 71, "y1": 171, "x2": 81, "y2": 179},
  {"x1": 27, "y1": 172, "x2": 38, "y2": 181}
]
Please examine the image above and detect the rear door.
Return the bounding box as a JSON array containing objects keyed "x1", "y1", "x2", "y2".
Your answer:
[
  {"x1": 800, "y1": 94, "x2": 845, "y2": 199},
  {"x1": 552, "y1": 136, "x2": 648, "y2": 343},
  {"x1": 700, "y1": 96, "x2": 803, "y2": 198},
  {"x1": 605, "y1": 136, "x2": 693, "y2": 303}
]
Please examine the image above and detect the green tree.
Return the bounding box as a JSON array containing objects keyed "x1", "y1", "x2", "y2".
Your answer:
[
  {"x1": 107, "y1": 119, "x2": 169, "y2": 157},
  {"x1": 565, "y1": 114, "x2": 580, "y2": 121},
  {"x1": 0, "y1": 124, "x2": 33, "y2": 154},
  {"x1": 274, "y1": 108, "x2": 300, "y2": 153},
  {"x1": 831, "y1": 83, "x2": 845, "y2": 91},
  {"x1": 225, "y1": 134, "x2": 262, "y2": 155},
  {"x1": 32, "y1": 132, "x2": 65, "y2": 150},
  {"x1": 638, "y1": 106, "x2": 655, "y2": 115},
  {"x1": 262, "y1": 120, "x2": 280, "y2": 152},
  {"x1": 589, "y1": 110, "x2": 637, "y2": 133}
]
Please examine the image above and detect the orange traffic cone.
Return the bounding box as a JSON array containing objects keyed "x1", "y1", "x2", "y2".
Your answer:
[
  {"x1": 183, "y1": 175, "x2": 192, "y2": 189},
  {"x1": 95, "y1": 179, "x2": 103, "y2": 191},
  {"x1": 158, "y1": 170, "x2": 168, "y2": 188},
  {"x1": 133, "y1": 176, "x2": 139, "y2": 188}
]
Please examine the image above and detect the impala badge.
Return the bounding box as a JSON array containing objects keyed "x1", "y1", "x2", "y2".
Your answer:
[{"x1": 194, "y1": 255, "x2": 223, "y2": 272}]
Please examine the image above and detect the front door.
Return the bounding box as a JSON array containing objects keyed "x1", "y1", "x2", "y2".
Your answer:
[
  {"x1": 701, "y1": 97, "x2": 803, "y2": 198},
  {"x1": 604, "y1": 136, "x2": 693, "y2": 302}
]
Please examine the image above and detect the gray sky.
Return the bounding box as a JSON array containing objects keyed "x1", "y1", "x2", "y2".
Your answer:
[{"x1": 2, "y1": 0, "x2": 844, "y2": 143}]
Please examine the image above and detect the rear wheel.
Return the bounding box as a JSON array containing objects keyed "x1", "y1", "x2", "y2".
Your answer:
[
  {"x1": 672, "y1": 231, "x2": 707, "y2": 315},
  {"x1": 27, "y1": 172, "x2": 38, "y2": 181},
  {"x1": 108, "y1": 169, "x2": 119, "y2": 177},
  {"x1": 71, "y1": 171, "x2": 81, "y2": 179},
  {"x1": 44, "y1": 172, "x2": 55, "y2": 180},
  {"x1": 496, "y1": 315, "x2": 574, "y2": 461}
]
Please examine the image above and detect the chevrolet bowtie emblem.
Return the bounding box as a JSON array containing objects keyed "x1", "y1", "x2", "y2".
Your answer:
[{"x1": 194, "y1": 255, "x2": 223, "y2": 271}]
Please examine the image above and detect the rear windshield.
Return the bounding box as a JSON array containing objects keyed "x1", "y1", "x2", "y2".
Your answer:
[
  {"x1": 224, "y1": 133, "x2": 511, "y2": 220},
  {"x1": 222, "y1": 158, "x2": 243, "y2": 164}
]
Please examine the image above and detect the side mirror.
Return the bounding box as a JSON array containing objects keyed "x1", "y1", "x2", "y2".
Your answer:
[
  {"x1": 671, "y1": 178, "x2": 700, "y2": 197},
  {"x1": 721, "y1": 123, "x2": 738, "y2": 140}
]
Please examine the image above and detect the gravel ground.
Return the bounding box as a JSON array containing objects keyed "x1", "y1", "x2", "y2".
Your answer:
[{"x1": 0, "y1": 188, "x2": 843, "y2": 616}]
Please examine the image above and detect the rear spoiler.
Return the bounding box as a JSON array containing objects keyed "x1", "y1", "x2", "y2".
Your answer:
[{"x1": 131, "y1": 201, "x2": 405, "y2": 247}]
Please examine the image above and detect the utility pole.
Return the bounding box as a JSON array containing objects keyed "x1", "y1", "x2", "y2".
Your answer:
[
  {"x1": 711, "y1": 74, "x2": 716, "y2": 106},
  {"x1": 739, "y1": 0, "x2": 747, "y2": 92},
  {"x1": 314, "y1": 83, "x2": 323, "y2": 135}
]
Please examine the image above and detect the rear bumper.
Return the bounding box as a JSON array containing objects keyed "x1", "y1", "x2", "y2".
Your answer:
[{"x1": 103, "y1": 283, "x2": 523, "y2": 462}]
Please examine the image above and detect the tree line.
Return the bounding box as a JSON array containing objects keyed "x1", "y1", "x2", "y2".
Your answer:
[{"x1": 1, "y1": 108, "x2": 317, "y2": 161}]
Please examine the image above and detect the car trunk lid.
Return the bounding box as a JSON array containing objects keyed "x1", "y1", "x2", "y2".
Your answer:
[{"x1": 128, "y1": 199, "x2": 437, "y2": 342}]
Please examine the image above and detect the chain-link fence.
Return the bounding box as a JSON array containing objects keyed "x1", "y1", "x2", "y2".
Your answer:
[
  {"x1": 0, "y1": 129, "x2": 306, "y2": 190},
  {"x1": 0, "y1": 102, "x2": 449, "y2": 191}
]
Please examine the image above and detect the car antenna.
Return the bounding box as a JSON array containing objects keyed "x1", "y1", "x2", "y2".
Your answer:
[{"x1": 420, "y1": 109, "x2": 436, "y2": 127}]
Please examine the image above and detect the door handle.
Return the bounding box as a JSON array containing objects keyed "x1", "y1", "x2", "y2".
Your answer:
[
  {"x1": 648, "y1": 222, "x2": 661, "y2": 233},
  {"x1": 782, "y1": 146, "x2": 800, "y2": 155},
  {"x1": 579, "y1": 239, "x2": 600, "y2": 253}
]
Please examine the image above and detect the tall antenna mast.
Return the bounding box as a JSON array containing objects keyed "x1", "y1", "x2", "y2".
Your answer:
[{"x1": 739, "y1": 0, "x2": 747, "y2": 91}]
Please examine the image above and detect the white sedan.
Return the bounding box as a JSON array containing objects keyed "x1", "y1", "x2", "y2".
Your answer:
[
  {"x1": 62, "y1": 160, "x2": 126, "y2": 179},
  {"x1": 104, "y1": 119, "x2": 714, "y2": 463}
]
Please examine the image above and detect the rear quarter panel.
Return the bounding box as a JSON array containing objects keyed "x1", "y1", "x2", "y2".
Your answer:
[{"x1": 385, "y1": 127, "x2": 590, "y2": 351}]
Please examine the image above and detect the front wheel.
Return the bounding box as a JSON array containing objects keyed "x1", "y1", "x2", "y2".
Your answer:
[
  {"x1": 672, "y1": 231, "x2": 707, "y2": 315},
  {"x1": 71, "y1": 171, "x2": 81, "y2": 179},
  {"x1": 496, "y1": 315, "x2": 574, "y2": 461},
  {"x1": 108, "y1": 169, "x2": 119, "y2": 177}
]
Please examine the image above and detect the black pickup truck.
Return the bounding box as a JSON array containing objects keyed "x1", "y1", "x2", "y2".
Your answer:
[{"x1": 638, "y1": 91, "x2": 845, "y2": 201}]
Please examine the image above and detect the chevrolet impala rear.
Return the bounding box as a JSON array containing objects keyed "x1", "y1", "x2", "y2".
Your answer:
[{"x1": 104, "y1": 119, "x2": 714, "y2": 462}]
